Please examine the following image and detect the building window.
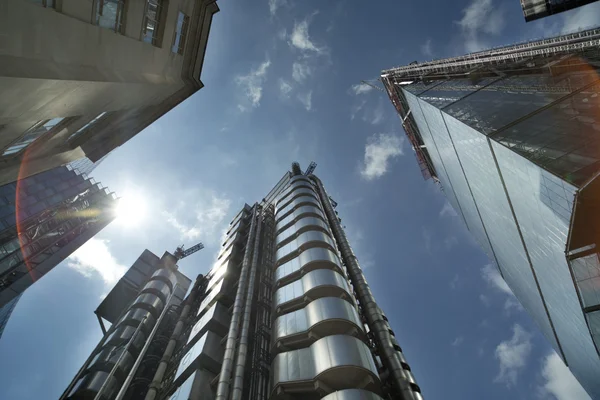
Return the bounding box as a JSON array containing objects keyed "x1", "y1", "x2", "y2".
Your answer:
[
  {"x1": 171, "y1": 11, "x2": 190, "y2": 55},
  {"x1": 30, "y1": 0, "x2": 55, "y2": 7},
  {"x1": 95, "y1": 0, "x2": 127, "y2": 33},
  {"x1": 2, "y1": 118, "x2": 65, "y2": 156},
  {"x1": 142, "y1": 0, "x2": 165, "y2": 46},
  {"x1": 69, "y1": 112, "x2": 108, "y2": 141}
]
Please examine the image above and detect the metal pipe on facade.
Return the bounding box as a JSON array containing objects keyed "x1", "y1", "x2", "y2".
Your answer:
[
  {"x1": 94, "y1": 316, "x2": 148, "y2": 400},
  {"x1": 231, "y1": 213, "x2": 263, "y2": 400},
  {"x1": 60, "y1": 325, "x2": 114, "y2": 399},
  {"x1": 114, "y1": 285, "x2": 179, "y2": 400},
  {"x1": 216, "y1": 206, "x2": 259, "y2": 400},
  {"x1": 144, "y1": 276, "x2": 205, "y2": 400},
  {"x1": 311, "y1": 176, "x2": 422, "y2": 400}
]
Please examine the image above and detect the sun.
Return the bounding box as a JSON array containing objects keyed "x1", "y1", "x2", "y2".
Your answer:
[{"x1": 115, "y1": 192, "x2": 147, "y2": 227}]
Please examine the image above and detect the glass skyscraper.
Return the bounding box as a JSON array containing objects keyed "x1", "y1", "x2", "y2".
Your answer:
[
  {"x1": 520, "y1": 0, "x2": 600, "y2": 21},
  {"x1": 67, "y1": 156, "x2": 108, "y2": 177},
  {"x1": 382, "y1": 27, "x2": 600, "y2": 398},
  {"x1": 0, "y1": 294, "x2": 21, "y2": 340},
  {"x1": 0, "y1": 166, "x2": 117, "y2": 310},
  {"x1": 62, "y1": 164, "x2": 423, "y2": 400}
]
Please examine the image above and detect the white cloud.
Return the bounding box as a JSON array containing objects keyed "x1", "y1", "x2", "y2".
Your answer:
[
  {"x1": 482, "y1": 264, "x2": 525, "y2": 316},
  {"x1": 292, "y1": 61, "x2": 312, "y2": 83},
  {"x1": 540, "y1": 352, "x2": 591, "y2": 400},
  {"x1": 67, "y1": 238, "x2": 127, "y2": 286},
  {"x1": 297, "y1": 90, "x2": 313, "y2": 111},
  {"x1": 422, "y1": 226, "x2": 433, "y2": 254},
  {"x1": 455, "y1": 0, "x2": 505, "y2": 52},
  {"x1": 561, "y1": 3, "x2": 600, "y2": 33},
  {"x1": 450, "y1": 274, "x2": 460, "y2": 290},
  {"x1": 289, "y1": 16, "x2": 325, "y2": 54},
  {"x1": 480, "y1": 294, "x2": 491, "y2": 307},
  {"x1": 163, "y1": 212, "x2": 201, "y2": 240},
  {"x1": 494, "y1": 324, "x2": 532, "y2": 386},
  {"x1": 368, "y1": 102, "x2": 385, "y2": 125},
  {"x1": 444, "y1": 235, "x2": 459, "y2": 249},
  {"x1": 504, "y1": 297, "x2": 524, "y2": 315},
  {"x1": 269, "y1": 0, "x2": 287, "y2": 17},
  {"x1": 360, "y1": 133, "x2": 404, "y2": 180},
  {"x1": 350, "y1": 83, "x2": 373, "y2": 95},
  {"x1": 163, "y1": 192, "x2": 231, "y2": 244},
  {"x1": 279, "y1": 78, "x2": 293, "y2": 98},
  {"x1": 351, "y1": 99, "x2": 367, "y2": 120},
  {"x1": 452, "y1": 336, "x2": 464, "y2": 347},
  {"x1": 421, "y1": 39, "x2": 433, "y2": 57},
  {"x1": 481, "y1": 264, "x2": 512, "y2": 296},
  {"x1": 277, "y1": 28, "x2": 287, "y2": 40},
  {"x1": 235, "y1": 58, "x2": 271, "y2": 109},
  {"x1": 439, "y1": 201, "x2": 458, "y2": 217}
]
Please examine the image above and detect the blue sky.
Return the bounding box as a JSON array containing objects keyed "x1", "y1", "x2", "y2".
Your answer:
[{"x1": 1, "y1": 0, "x2": 600, "y2": 399}]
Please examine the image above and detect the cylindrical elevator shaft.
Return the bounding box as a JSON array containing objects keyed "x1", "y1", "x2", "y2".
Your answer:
[
  {"x1": 64, "y1": 261, "x2": 180, "y2": 400},
  {"x1": 215, "y1": 206, "x2": 258, "y2": 400},
  {"x1": 311, "y1": 175, "x2": 423, "y2": 400},
  {"x1": 231, "y1": 211, "x2": 263, "y2": 400}
]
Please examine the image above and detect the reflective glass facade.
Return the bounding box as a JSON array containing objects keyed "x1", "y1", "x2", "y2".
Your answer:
[
  {"x1": 0, "y1": 293, "x2": 21, "y2": 340},
  {"x1": 0, "y1": 166, "x2": 117, "y2": 308},
  {"x1": 521, "y1": 0, "x2": 600, "y2": 21},
  {"x1": 394, "y1": 59, "x2": 600, "y2": 397}
]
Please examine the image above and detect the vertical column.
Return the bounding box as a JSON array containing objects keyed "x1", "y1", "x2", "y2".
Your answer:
[{"x1": 311, "y1": 175, "x2": 423, "y2": 400}]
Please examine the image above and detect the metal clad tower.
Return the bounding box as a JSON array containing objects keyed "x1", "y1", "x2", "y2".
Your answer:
[
  {"x1": 381, "y1": 27, "x2": 600, "y2": 398},
  {"x1": 520, "y1": 0, "x2": 600, "y2": 22},
  {"x1": 63, "y1": 165, "x2": 422, "y2": 400}
]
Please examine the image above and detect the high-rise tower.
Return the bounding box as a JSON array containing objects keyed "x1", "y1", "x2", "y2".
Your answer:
[
  {"x1": 0, "y1": 0, "x2": 219, "y2": 186},
  {"x1": 0, "y1": 165, "x2": 117, "y2": 309},
  {"x1": 381, "y1": 28, "x2": 600, "y2": 398},
  {"x1": 62, "y1": 164, "x2": 423, "y2": 400},
  {"x1": 520, "y1": 0, "x2": 600, "y2": 22}
]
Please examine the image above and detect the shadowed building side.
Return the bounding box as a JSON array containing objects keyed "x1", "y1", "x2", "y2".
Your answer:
[{"x1": 0, "y1": 0, "x2": 219, "y2": 186}]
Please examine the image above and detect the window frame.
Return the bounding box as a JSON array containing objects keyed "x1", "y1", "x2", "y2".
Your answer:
[
  {"x1": 171, "y1": 11, "x2": 190, "y2": 55},
  {"x1": 68, "y1": 112, "x2": 110, "y2": 142},
  {"x1": 142, "y1": 0, "x2": 167, "y2": 47},
  {"x1": 31, "y1": 0, "x2": 56, "y2": 8},
  {"x1": 94, "y1": 0, "x2": 127, "y2": 34},
  {"x1": 2, "y1": 118, "x2": 66, "y2": 158}
]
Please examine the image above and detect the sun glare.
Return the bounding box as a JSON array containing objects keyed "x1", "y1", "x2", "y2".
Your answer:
[{"x1": 115, "y1": 192, "x2": 147, "y2": 227}]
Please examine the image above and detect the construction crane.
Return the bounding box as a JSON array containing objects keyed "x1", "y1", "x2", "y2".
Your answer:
[
  {"x1": 329, "y1": 196, "x2": 338, "y2": 208},
  {"x1": 360, "y1": 79, "x2": 386, "y2": 93},
  {"x1": 173, "y1": 242, "x2": 204, "y2": 260},
  {"x1": 304, "y1": 161, "x2": 317, "y2": 176}
]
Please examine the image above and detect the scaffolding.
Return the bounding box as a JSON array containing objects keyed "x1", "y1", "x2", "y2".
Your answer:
[{"x1": 382, "y1": 27, "x2": 600, "y2": 81}]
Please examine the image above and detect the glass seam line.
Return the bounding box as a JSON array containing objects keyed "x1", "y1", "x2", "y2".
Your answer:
[
  {"x1": 410, "y1": 79, "x2": 447, "y2": 96},
  {"x1": 485, "y1": 136, "x2": 568, "y2": 363},
  {"x1": 438, "y1": 76, "x2": 506, "y2": 112},
  {"x1": 486, "y1": 79, "x2": 600, "y2": 187},
  {"x1": 407, "y1": 92, "x2": 469, "y2": 228},
  {"x1": 429, "y1": 101, "x2": 504, "y2": 278}
]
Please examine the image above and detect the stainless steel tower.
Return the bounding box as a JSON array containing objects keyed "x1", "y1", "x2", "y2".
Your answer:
[
  {"x1": 382, "y1": 27, "x2": 600, "y2": 398},
  {"x1": 62, "y1": 164, "x2": 422, "y2": 400}
]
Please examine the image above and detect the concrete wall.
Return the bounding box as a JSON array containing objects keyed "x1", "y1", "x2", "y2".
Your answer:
[{"x1": 0, "y1": 0, "x2": 217, "y2": 185}]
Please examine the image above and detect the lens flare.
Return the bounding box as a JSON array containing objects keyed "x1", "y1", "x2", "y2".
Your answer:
[{"x1": 115, "y1": 192, "x2": 147, "y2": 227}]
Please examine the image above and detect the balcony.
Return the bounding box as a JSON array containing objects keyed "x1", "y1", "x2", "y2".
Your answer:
[
  {"x1": 273, "y1": 297, "x2": 365, "y2": 351},
  {"x1": 187, "y1": 302, "x2": 231, "y2": 346},
  {"x1": 271, "y1": 335, "x2": 381, "y2": 399},
  {"x1": 275, "y1": 269, "x2": 353, "y2": 315},
  {"x1": 275, "y1": 247, "x2": 344, "y2": 287},
  {"x1": 276, "y1": 230, "x2": 337, "y2": 265}
]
